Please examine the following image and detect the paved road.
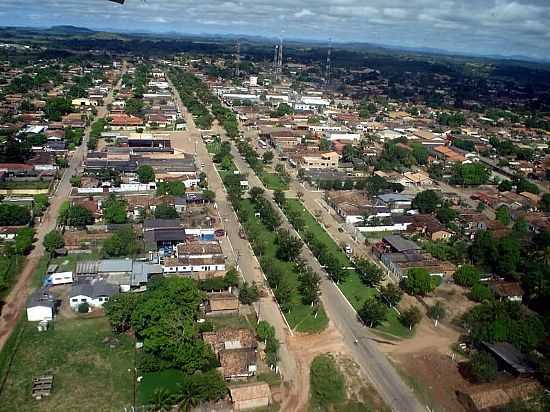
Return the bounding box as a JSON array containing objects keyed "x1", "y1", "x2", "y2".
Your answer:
[
  {"x1": 228, "y1": 140, "x2": 423, "y2": 412},
  {"x1": 0, "y1": 63, "x2": 126, "y2": 352},
  {"x1": 166, "y1": 75, "x2": 298, "y2": 383}
]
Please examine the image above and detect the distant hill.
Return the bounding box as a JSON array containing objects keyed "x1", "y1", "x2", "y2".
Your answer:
[{"x1": 48, "y1": 25, "x2": 95, "y2": 34}]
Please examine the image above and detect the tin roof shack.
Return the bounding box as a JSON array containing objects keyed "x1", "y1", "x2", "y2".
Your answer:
[
  {"x1": 457, "y1": 379, "x2": 541, "y2": 412},
  {"x1": 229, "y1": 382, "x2": 272, "y2": 411},
  {"x1": 482, "y1": 342, "x2": 535, "y2": 377},
  {"x1": 203, "y1": 328, "x2": 257, "y2": 380}
]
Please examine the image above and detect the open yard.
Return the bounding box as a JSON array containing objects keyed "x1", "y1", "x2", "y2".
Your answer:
[
  {"x1": 285, "y1": 199, "x2": 412, "y2": 339},
  {"x1": 239, "y1": 199, "x2": 328, "y2": 334},
  {"x1": 0, "y1": 317, "x2": 134, "y2": 412},
  {"x1": 259, "y1": 172, "x2": 289, "y2": 191}
]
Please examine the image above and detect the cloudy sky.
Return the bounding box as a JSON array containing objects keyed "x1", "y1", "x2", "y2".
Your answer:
[{"x1": 1, "y1": 0, "x2": 550, "y2": 60}]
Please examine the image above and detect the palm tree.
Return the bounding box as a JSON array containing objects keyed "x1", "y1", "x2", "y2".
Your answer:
[
  {"x1": 177, "y1": 384, "x2": 201, "y2": 412},
  {"x1": 150, "y1": 388, "x2": 173, "y2": 412}
]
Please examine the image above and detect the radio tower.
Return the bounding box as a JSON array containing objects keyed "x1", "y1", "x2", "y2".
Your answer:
[
  {"x1": 273, "y1": 43, "x2": 279, "y2": 76},
  {"x1": 325, "y1": 38, "x2": 332, "y2": 86},
  {"x1": 277, "y1": 37, "x2": 284, "y2": 75},
  {"x1": 235, "y1": 41, "x2": 241, "y2": 77}
]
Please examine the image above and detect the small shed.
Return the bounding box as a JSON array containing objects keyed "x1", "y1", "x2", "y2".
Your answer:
[
  {"x1": 482, "y1": 342, "x2": 535, "y2": 376},
  {"x1": 206, "y1": 294, "x2": 239, "y2": 317},
  {"x1": 26, "y1": 289, "x2": 56, "y2": 322},
  {"x1": 229, "y1": 382, "x2": 271, "y2": 411},
  {"x1": 488, "y1": 281, "x2": 524, "y2": 302}
]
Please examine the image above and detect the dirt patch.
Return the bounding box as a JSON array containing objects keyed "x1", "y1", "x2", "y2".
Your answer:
[
  {"x1": 392, "y1": 350, "x2": 468, "y2": 412},
  {"x1": 281, "y1": 321, "x2": 348, "y2": 412},
  {"x1": 334, "y1": 354, "x2": 389, "y2": 412}
]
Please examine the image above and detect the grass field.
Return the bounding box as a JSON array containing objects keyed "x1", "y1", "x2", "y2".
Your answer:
[
  {"x1": 285, "y1": 199, "x2": 412, "y2": 339},
  {"x1": 138, "y1": 368, "x2": 186, "y2": 405},
  {"x1": 0, "y1": 317, "x2": 134, "y2": 412},
  {"x1": 0, "y1": 181, "x2": 51, "y2": 190},
  {"x1": 259, "y1": 172, "x2": 289, "y2": 191},
  {"x1": 239, "y1": 199, "x2": 328, "y2": 334},
  {"x1": 0, "y1": 255, "x2": 25, "y2": 299}
]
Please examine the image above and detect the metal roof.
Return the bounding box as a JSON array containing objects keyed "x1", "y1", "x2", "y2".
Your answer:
[
  {"x1": 383, "y1": 235, "x2": 421, "y2": 252},
  {"x1": 98, "y1": 259, "x2": 133, "y2": 273}
]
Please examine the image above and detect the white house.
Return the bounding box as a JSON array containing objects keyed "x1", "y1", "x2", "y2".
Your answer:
[
  {"x1": 69, "y1": 280, "x2": 118, "y2": 310},
  {"x1": 26, "y1": 288, "x2": 55, "y2": 322}
]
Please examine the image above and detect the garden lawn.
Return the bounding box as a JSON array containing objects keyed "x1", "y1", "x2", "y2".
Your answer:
[
  {"x1": 206, "y1": 141, "x2": 221, "y2": 154},
  {"x1": 0, "y1": 317, "x2": 134, "y2": 412},
  {"x1": 259, "y1": 172, "x2": 288, "y2": 191},
  {"x1": 285, "y1": 199, "x2": 412, "y2": 339},
  {"x1": 238, "y1": 199, "x2": 328, "y2": 334}
]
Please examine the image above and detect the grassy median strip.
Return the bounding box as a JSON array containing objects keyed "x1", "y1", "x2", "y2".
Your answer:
[
  {"x1": 284, "y1": 199, "x2": 412, "y2": 339},
  {"x1": 238, "y1": 200, "x2": 328, "y2": 334},
  {"x1": 258, "y1": 172, "x2": 289, "y2": 191}
]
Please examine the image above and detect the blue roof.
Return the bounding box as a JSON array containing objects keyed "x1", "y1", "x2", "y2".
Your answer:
[{"x1": 377, "y1": 193, "x2": 414, "y2": 202}]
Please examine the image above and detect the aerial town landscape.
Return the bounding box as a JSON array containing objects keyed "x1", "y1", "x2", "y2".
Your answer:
[{"x1": 0, "y1": 1, "x2": 550, "y2": 411}]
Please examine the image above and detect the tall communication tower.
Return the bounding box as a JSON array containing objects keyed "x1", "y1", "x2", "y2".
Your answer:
[
  {"x1": 273, "y1": 44, "x2": 279, "y2": 75},
  {"x1": 277, "y1": 37, "x2": 284, "y2": 75},
  {"x1": 325, "y1": 38, "x2": 332, "y2": 86},
  {"x1": 235, "y1": 41, "x2": 241, "y2": 77}
]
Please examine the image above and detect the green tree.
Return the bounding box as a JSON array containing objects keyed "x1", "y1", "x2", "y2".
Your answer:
[
  {"x1": 356, "y1": 258, "x2": 384, "y2": 287},
  {"x1": 238, "y1": 282, "x2": 260, "y2": 305},
  {"x1": 249, "y1": 186, "x2": 265, "y2": 203},
  {"x1": 15, "y1": 227, "x2": 35, "y2": 255},
  {"x1": 400, "y1": 306, "x2": 422, "y2": 330},
  {"x1": 427, "y1": 302, "x2": 446, "y2": 322},
  {"x1": 43, "y1": 230, "x2": 64, "y2": 254},
  {"x1": 124, "y1": 98, "x2": 144, "y2": 116},
  {"x1": 498, "y1": 180, "x2": 513, "y2": 192},
  {"x1": 154, "y1": 204, "x2": 179, "y2": 219},
  {"x1": 495, "y1": 205, "x2": 511, "y2": 226},
  {"x1": 262, "y1": 150, "x2": 274, "y2": 163},
  {"x1": 137, "y1": 165, "x2": 155, "y2": 184},
  {"x1": 470, "y1": 283, "x2": 493, "y2": 302},
  {"x1": 436, "y1": 206, "x2": 458, "y2": 225},
  {"x1": 310, "y1": 355, "x2": 346, "y2": 408},
  {"x1": 298, "y1": 267, "x2": 321, "y2": 306},
  {"x1": 468, "y1": 352, "x2": 498, "y2": 383},
  {"x1": 276, "y1": 229, "x2": 303, "y2": 262},
  {"x1": 104, "y1": 293, "x2": 140, "y2": 333},
  {"x1": 0, "y1": 204, "x2": 31, "y2": 226},
  {"x1": 359, "y1": 297, "x2": 387, "y2": 327},
  {"x1": 65, "y1": 205, "x2": 94, "y2": 227},
  {"x1": 451, "y1": 163, "x2": 490, "y2": 186},
  {"x1": 380, "y1": 283, "x2": 403, "y2": 307},
  {"x1": 273, "y1": 189, "x2": 286, "y2": 207},
  {"x1": 412, "y1": 190, "x2": 441, "y2": 213},
  {"x1": 70, "y1": 175, "x2": 81, "y2": 187},
  {"x1": 103, "y1": 228, "x2": 141, "y2": 257},
  {"x1": 256, "y1": 320, "x2": 275, "y2": 342},
  {"x1": 403, "y1": 268, "x2": 437, "y2": 296},
  {"x1": 102, "y1": 195, "x2": 128, "y2": 224},
  {"x1": 539, "y1": 193, "x2": 550, "y2": 212},
  {"x1": 453, "y1": 265, "x2": 481, "y2": 287}
]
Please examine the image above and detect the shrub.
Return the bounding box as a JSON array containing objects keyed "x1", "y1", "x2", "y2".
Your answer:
[
  {"x1": 310, "y1": 355, "x2": 346, "y2": 407},
  {"x1": 470, "y1": 283, "x2": 493, "y2": 302},
  {"x1": 78, "y1": 302, "x2": 90, "y2": 313},
  {"x1": 453, "y1": 265, "x2": 481, "y2": 287},
  {"x1": 468, "y1": 351, "x2": 498, "y2": 383}
]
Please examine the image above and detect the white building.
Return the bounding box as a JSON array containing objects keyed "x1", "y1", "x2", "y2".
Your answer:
[{"x1": 26, "y1": 289, "x2": 55, "y2": 321}]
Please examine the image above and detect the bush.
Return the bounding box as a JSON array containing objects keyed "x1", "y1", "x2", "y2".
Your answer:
[
  {"x1": 453, "y1": 265, "x2": 481, "y2": 287},
  {"x1": 470, "y1": 283, "x2": 493, "y2": 302},
  {"x1": 403, "y1": 268, "x2": 438, "y2": 296},
  {"x1": 310, "y1": 355, "x2": 346, "y2": 408},
  {"x1": 78, "y1": 302, "x2": 90, "y2": 313},
  {"x1": 468, "y1": 351, "x2": 498, "y2": 383}
]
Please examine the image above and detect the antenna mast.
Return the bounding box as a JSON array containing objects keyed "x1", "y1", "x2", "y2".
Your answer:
[
  {"x1": 325, "y1": 38, "x2": 332, "y2": 86},
  {"x1": 235, "y1": 41, "x2": 241, "y2": 77}
]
